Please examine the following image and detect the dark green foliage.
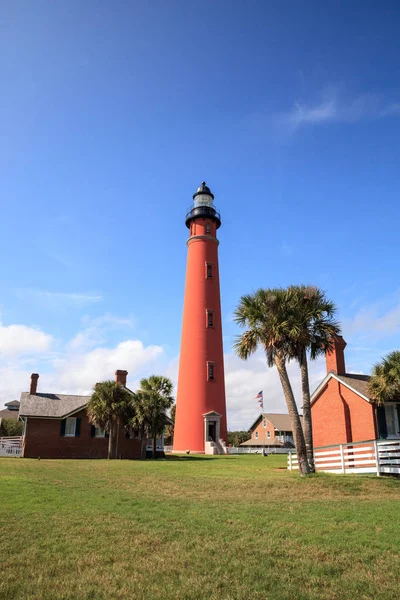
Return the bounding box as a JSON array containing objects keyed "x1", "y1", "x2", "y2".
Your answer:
[
  {"x1": 87, "y1": 381, "x2": 133, "y2": 459},
  {"x1": 0, "y1": 419, "x2": 23, "y2": 437},
  {"x1": 369, "y1": 350, "x2": 400, "y2": 404},
  {"x1": 227, "y1": 430, "x2": 251, "y2": 446},
  {"x1": 164, "y1": 403, "x2": 175, "y2": 446},
  {"x1": 132, "y1": 376, "x2": 174, "y2": 458},
  {"x1": 234, "y1": 288, "x2": 310, "y2": 474}
]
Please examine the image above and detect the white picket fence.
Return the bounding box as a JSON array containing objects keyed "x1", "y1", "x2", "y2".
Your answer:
[
  {"x1": 227, "y1": 446, "x2": 290, "y2": 455},
  {"x1": 288, "y1": 439, "x2": 400, "y2": 476},
  {"x1": 0, "y1": 437, "x2": 23, "y2": 457},
  {"x1": 163, "y1": 446, "x2": 290, "y2": 455}
]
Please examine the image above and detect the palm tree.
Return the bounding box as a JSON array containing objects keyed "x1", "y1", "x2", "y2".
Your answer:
[
  {"x1": 284, "y1": 285, "x2": 340, "y2": 472},
  {"x1": 164, "y1": 404, "x2": 176, "y2": 446},
  {"x1": 136, "y1": 376, "x2": 174, "y2": 458},
  {"x1": 368, "y1": 351, "x2": 400, "y2": 405},
  {"x1": 87, "y1": 380, "x2": 132, "y2": 459},
  {"x1": 234, "y1": 288, "x2": 310, "y2": 475},
  {"x1": 129, "y1": 391, "x2": 151, "y2": 460}
]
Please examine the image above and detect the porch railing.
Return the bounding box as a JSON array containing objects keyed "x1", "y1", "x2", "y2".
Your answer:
[
  {"x1": 0, "y1": 437, "x2": 23, "y2": 457},
  {"x1": 288, "y1": 439, "x2": 400, "y2": 476}
]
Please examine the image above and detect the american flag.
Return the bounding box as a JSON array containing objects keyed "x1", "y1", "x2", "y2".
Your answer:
[{"x1": 254, "y1": 390, "x2": 263, "y2": 410}]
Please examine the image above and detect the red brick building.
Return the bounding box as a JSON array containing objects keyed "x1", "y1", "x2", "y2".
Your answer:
[
  {"x1": 311, "y1": 337, "x2": 400, "y2": 447},
  {"x1": 19, "y1": 371, "x2": 142, "y2": 459},
  {"x1": 240, "y1": 413, "x2": 300, "y2": 451}
]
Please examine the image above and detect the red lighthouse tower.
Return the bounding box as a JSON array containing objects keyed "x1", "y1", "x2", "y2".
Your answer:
[{"x1": 173, "y1": 182, "x2": 227, "y2": 454}]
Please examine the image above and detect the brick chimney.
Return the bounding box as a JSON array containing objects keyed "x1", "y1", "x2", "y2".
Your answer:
[
  {"x1": 326, "y1": 337, "x2": 347, "y2": 375},
  {"x1": 30, "y1": 373, "x2": 39, "y2": 395},
  {"x1": 115, "y1": 370, "x2": 128, "y2": 387}
]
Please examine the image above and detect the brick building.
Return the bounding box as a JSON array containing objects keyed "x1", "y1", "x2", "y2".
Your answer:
[
  {"x1": 19, "y1": 371, "x2": 143, "y2": 459},
  {"x1": 311, "y1": 337, "x2": 400, "y2": 447},
  {"x1": 240, "y1": 413, "x2": 300, "y2": 451}
]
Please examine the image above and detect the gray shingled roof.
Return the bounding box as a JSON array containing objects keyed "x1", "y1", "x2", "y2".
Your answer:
[
  {"x1": 337, "y1": 374, "x2": 370, "y2": 398},
  {"x1": 249, "y1": 413, "x2": 303, "y2": 433},
  {"x1": 0, "y1": 408, "x2": 20, "y2": 421},
  {"x1": 5, "y1": 400, "x2": 20, "y2": 409},
  {"x1": 311, "y1": 372, "x2": 372, "y2": 404},
  {"x1": 19, "y1": 392, "x2": 90, "y2": 418}
]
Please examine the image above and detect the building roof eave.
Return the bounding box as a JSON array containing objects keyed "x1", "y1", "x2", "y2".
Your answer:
[{"x1": 311, "y1": 372, "x2": 371, "y2": 405}]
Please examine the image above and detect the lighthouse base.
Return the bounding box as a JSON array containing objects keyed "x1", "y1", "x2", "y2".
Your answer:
[
  {"x1": 172, "y1": 410, "x2": 227, "y2": 455},
  {"x1": 170, "y1": 450, "x2": 205, "y2": 455}
]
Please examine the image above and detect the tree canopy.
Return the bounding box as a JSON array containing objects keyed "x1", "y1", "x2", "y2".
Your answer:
[
  {"x1": 368, "y1": 350, "x2": 400, "y2": 405},
  {"x1": 87, "y1": 380, "x2": 132, "y2": 459}
]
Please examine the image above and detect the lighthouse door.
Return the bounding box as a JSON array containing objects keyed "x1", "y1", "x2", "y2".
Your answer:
[{"x1": 208, "y1": 422, "x2": 216, "y2": 442}]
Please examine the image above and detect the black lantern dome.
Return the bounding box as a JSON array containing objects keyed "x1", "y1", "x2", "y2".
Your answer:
[{"x1": 185, "y1": 181, "x2": 221, "y2": 229}]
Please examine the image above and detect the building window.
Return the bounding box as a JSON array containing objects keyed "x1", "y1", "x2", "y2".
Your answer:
[
  {"x1": 65, "y1": 417, "x2": 77, "y2": 437},
  {"x1": 263, "y1": 420, "x2": 266, "y2": 428},
  {"x1": 205, "y1": 223, "x2": 211, "y2": 234},
  {"x1": 207, "y1": 362, "x2": 215, "y2": 381},
  {"x1": 206, "y1": 263, "x2": 213, "y2": 279},
  {"x1": 95, "y1": 426, "x2": 105, "y2": 438},
  {"x1": 267, "y1": 431, "x2": 271, "y2": 438},
  {"x1": 255, "y1": 431, "x2": 259, "y2": 439},
  {"x1": 206, "y1": 310, "x2": 214, "y2": 328}
]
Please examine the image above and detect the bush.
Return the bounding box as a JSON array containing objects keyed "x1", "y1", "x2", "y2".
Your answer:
[
  {"x1": 227, "y1": 430, "x2": 251, "y2": 447},
  {"x1": 1, "y1": 419, "x2": 23, "y2": 437}
]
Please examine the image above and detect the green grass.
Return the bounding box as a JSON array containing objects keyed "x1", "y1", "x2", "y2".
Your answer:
[{"x1": 1, "y1": 455, "x2": 400, "y2": 600}]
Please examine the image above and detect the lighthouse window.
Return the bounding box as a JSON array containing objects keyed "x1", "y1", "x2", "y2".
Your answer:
[
  {"x1": 205, "y1": 223, "x2": 211, "y2": 234},
  {"x1": 206, "y1": 263, "x2": 212, "y2": 279},
  {"x1": 207, "y1": 362, "x2": 215, "y2": 381},
  {"x1": 207, "y1": 311, "x2": 214, "y2": 327}
]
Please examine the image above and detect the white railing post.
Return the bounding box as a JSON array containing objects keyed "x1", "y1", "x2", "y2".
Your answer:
[
  {"x1": 373, "y1": 440, "x2": 380, "y2": 477},
  {"x1": 340, "y1": 444, "x2": 345, "y2": 474},
  {"x1": 288, "y1": 451, "x2": 292, "y2": 471}
]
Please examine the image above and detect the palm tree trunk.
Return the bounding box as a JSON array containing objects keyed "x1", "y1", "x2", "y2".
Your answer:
[
  {"x1": 108, "y1": 418, "x2": 116, "y2": 460},
  {"x1": 115, "y1": 417, "x2": 120, "y2": 459},
  {"x1": 152, "y1": 433, "x2": 157, "y2": 459},
  {"x1": 108, "y1": 417, "x2": 118, "y2": 459},
  {"x1": 140, "y1": 426, "x2": 147, "y2": 460},
  {"x1": 300, "y1": 351, "x2": 315, "y2": 473},
  {"x1": 107, "y1": 422, "x2": 113, "y2": 460},
  {"x1": 275, "y1": 352, "x2": 310, "y2": 476}
]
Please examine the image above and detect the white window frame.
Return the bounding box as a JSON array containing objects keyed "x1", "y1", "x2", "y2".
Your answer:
[
  {"x1": 263, "y1": 420, "x2": 266, "y2": 428},
  {"x1": 255, "y1": 431, "x2": 259, "y2": 439},
  {"x1": 385, "y1": 403, "x2": 400, "y2": 438},
  {"x1": 267, "y1": 431, "x2": 271, "y2": 438},
  {"x1": 95, "y1": 426, "x2": 105, "y2": 438},
  {"x1": 65, "y1": 417, "x2": 77, "y2": 437}
]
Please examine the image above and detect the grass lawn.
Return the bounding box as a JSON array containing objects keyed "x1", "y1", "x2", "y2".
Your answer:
[{"x1": 1, "y1": 455, "x2": 400, "y2": 600}]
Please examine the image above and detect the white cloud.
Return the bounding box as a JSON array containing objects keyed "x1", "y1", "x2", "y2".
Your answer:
[
  {"x1": 224, "y1": 352, "x2": 325, "y2": 430},
  {"x1": 0, "y1": 338, "x2": 165, "y2": 406},
  {"x1": 344, "y1": 301, "x2": 400, "y2": 337},
  {"x1": 0, "y1": 311, "x2": 164, "y2": 407},
  {"x1": 0, "y1": 323, "x2": 53, "y2": 356},
  {"x1": 16, "y1": 289, "x2": 103, "y2": 310},
  {"x1": 68, "y1": 313, "x2": 135, "y2": 351},
  {"x1": 54, "y1": 340, "x2": 164, "y2": 393},
  {"x1": 276, "y1": 88, "x2": 400, "y2": 134},
  {"x1": 288, "y1": 99, "x2": 337, "y2": 127}
]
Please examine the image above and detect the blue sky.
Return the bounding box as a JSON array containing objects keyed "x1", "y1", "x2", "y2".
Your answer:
[{"x1": 1, "y1": 1, "x2": 400, "y2": 428}]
